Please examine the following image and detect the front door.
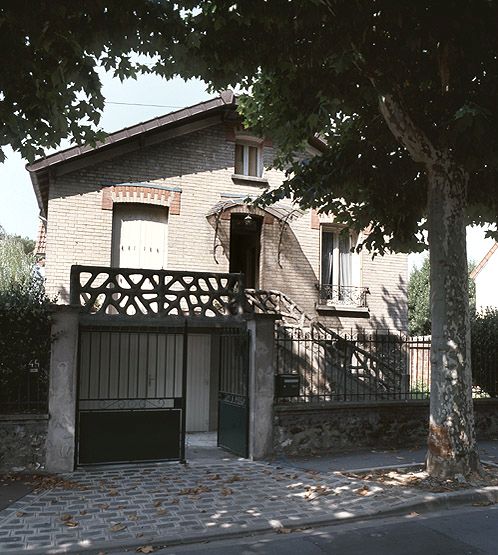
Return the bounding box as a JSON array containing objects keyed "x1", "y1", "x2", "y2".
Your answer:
[{"x1": 229, "y1": 214, "x2": 262, "y2": 288}]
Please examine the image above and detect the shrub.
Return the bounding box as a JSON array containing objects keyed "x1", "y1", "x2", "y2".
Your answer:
[
  {"x1": 471, "y1": 308, "x2": 498, "y2": 397},
  {"x1": 0, "y1": 229, "x2": 52, "y2": 412}
]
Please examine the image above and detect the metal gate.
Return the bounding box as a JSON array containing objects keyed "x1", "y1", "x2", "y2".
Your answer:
[
  {"x1": 76, "y1": 326, "x2": 187, "y2": 465},
  {"x1": 217, "y1": 329, "x2": 250, "y2": 457}
]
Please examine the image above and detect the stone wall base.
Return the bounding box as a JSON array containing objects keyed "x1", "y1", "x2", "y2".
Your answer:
[
  {"x1": 274, "y1": 400, "x2": 498, "y2": 456},
  {"x1": 0, "y1": 415, "x2": 48, "y2": 471}
]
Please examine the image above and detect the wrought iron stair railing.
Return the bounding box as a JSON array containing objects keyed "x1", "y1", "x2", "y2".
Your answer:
[{"x1": 245, "y1": 288, "x2": 407, "y2": 400}]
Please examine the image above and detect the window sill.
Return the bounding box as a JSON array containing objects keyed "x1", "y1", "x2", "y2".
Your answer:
[
  {"x1": 316, "y1": 303, "x2": 370, "y2": 316},
  {"x1": 231, "y1": 174, "x2": 269, "y2": 185}
]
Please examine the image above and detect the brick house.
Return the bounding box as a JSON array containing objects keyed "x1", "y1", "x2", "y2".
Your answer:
[
  {"x1": 24, "y1": 92, "x2": 411, "y2": 467},
  {"x1": 28, "y1": 91, "x2": 407, "y2": 332}
]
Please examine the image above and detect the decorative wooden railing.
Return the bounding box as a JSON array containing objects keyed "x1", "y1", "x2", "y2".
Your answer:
[{"x1": 70, "y1": 265, "x2": 248, "y2": 317}]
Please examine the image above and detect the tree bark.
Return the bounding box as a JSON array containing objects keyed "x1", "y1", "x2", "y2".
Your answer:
[{"x1": 426, "y1": 154, "x2": 480, "y2": 479}]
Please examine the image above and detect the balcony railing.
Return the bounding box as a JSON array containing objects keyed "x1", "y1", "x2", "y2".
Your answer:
[{"x1": 318, "y1": 284, "x2": 369, "y2": 308}]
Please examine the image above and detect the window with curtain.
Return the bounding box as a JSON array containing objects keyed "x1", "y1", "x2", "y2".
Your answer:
[
  {"x1": 321, "y1": 229, "x2": 352, "y2": 288},
  {"x1": 234, "y1": 143, "x2": 262, "y2": 177}
]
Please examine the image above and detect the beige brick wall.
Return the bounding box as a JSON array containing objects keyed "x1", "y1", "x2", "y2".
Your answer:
[{"x1": 45, "y1": 122, "x2": 407, "y2": 330}]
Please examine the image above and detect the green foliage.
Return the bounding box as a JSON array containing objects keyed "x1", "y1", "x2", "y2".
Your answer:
[
  {"x1": 0, "y1": 2, "x2": 183, "y2": 162},
  {"x1": 0, "y1": 228, "x2": 52, "y2": 410},
  {"x1": 408, "y1": 258, "x2": 431, "y2": 336},
  {"x1": 471, "y1": 308, "x2": 498, "y2": 397},
  {"x1": 408, "y1": 256, "x2": 476, "y2": 335},
  {"x1": 0, "y1": 283, "x2": 52, "y2": 380},
  {"x1": 162, "y1": 1, "x2": 498, "y2": 253},
  {"x1": 0, "y1": 226, "x2": 35, "y2": 291}
]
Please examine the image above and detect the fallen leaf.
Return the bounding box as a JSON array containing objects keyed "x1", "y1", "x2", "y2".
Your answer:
[
  {"x1": 136, "y1": 545, "x2": 155, "y2": 553},
  {"x1": 64, "y1": 520, "x2": 79, "y2": 528},
  {"x1": 110, "y1": 523, "x2": 127, "y2": 532},
  {"x1": 115, "y1": 504, "x2": 126, "y2": 510},
  {"x1": 109, "y1": 489, "x2": 119, "y2": 497},
  {"x1": 472, "y1": 500, "x2": 494, "y2": 507},
  {"x1": 171, "y1": 498, "x2": 179, "y2": 504},
  {"x1": 221, "y1": 487, "x2": 233, "y2": 496},
  {"x1": 128, "y1": 513, "x2": 140, "y2": 521},
  {"x1": 179, "y1": 485, "x2": 211, "y2": 496},
  {"x1": 153, "y1": 500, "x2": 162, "y2": 507},
  {"x1": 276, "y1": 527, "x2": 292, "y2": 534},
  {"x1": 136, "y1": 532, "x2": 144, "y2": 538},
  {"x1": 98, "y1": 503, "x2": 110, "y2": 510},
  {"x1": 355, "y1": 486, "x2": 371, "y2": 497},
  {"x1": 208, "y1": 474, "x2": 221, "y2": 480},
  {"x1": 407, "y1": 511, "x2": 419, "y2": 517},
  {"x1": 16, "y1": 511, "x2": 25, "y2": 517},
  {"x1": 225, "y1": 474, "x2": 243, "y2": 484},
  {"x1": 80, "y1": 510, "x2": 87, "y2": 515},
  {"x1": 303, "y1": 485, "x2": 333, "y2": 500},
  {"x1": 156, "y1": 508, "x2": 168, "y2": 516},
  {"x1": 60, "y1": 513, "x2": 73, "y2": 522}
]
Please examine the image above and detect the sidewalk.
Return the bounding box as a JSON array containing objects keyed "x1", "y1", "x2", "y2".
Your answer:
[{"x1": 1, "y1": 438, "x2": 498, "y2": 554}]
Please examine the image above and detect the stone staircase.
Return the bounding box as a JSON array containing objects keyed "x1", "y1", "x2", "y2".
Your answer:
[{"x1": 245, "y1": 289, "x2": 407, "y2": 400}]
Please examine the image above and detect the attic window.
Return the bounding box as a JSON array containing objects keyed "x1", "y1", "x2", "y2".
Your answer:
[{"x1": 235, "y1": 143, "x2": 262, "y2": 178}]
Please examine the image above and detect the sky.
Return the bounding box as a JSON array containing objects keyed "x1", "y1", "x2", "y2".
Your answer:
[{"x1": 0, "y1": 70, "x2": 495, "y2": 271}]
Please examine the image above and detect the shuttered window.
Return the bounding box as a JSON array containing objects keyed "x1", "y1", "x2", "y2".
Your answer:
[{"x1": 111, "y1": 204, "x2": 168, "y2": 270}]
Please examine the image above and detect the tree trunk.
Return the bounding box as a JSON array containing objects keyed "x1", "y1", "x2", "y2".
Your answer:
[{"x1": 426, "y1": 154, "x2": 480, "y2": 479}]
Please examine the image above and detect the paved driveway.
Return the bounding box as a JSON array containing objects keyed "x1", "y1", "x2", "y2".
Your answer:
[{"x1": 0, "y1": 458, "x2": 419, "y2": 553}]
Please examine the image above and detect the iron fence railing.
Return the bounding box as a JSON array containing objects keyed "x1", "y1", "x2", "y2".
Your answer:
[
  {"x1": 318, "y1": 285, "x2": 369, "y2": 308},
  {"x1": 275, "y1": 330, "x2": 498, "y2": 403},
  {"x1": 0, "y1": 364, "x2": 49, "y2": 414}
]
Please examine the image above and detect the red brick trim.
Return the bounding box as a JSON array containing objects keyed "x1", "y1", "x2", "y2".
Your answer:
[
  {"x1": 101, "y1": 186, "x2": 181, "y2": 215},
  {"x1": 310, "y1": 209, "x2": 320, "y2": 230}
]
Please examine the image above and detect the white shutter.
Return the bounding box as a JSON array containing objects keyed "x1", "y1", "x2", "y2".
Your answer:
[{"x1": 112, "y1": 204, "x2": 168, "y2": 269}]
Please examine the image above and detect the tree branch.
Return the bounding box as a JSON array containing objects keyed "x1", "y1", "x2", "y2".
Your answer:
[{"x1": 376, "y1": 91, "x2": 438, "y2": 166}]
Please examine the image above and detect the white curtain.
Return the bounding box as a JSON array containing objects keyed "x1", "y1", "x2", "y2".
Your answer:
[
  {"x1": 321, "y1": 232, "x2": 334, "y2": 285},
  {"x1": 339, "y1": 234, "x2": 352, "y2": 288}
]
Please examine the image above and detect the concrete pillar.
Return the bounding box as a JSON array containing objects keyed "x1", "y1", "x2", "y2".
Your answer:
[
  {"x1": 45, "y1": 306, "x2": 80, "y2": 473},
  {"x1": 247, "y1": 314, "x2": 278, "y2": 460}
]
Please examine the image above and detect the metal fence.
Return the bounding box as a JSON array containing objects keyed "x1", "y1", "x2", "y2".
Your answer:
[
  {"x1": 0, "y1": 363, "x2": 49, "y2": 414},
  {"x1": 275, "y1": 329, "x2": 498, "y2": 403}
]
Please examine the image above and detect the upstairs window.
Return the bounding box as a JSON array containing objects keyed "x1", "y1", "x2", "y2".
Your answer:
[{"x1": 235, "y1": 143, "x2": 263, "y2": 178}]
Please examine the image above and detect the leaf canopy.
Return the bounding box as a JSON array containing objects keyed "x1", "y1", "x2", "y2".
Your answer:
[
  {"x1": 0, "y1": 1, "x2": 182, "y2": 162},
  {"x1": 163, "y1": 0, "x2": 498, "y2": 252}
]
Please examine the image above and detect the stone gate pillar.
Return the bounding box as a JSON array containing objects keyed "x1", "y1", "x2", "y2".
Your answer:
[
  {"x1": 45, "y1": 305, "x2": 80, "y2": 473},
  {"x1": 246, "y1": 314, "x2": 278, "y2": 460}
]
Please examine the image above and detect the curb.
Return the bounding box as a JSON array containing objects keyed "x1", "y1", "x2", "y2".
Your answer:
[{"x1": 21, "y1": 484, "x2": 498, "y2": 555}]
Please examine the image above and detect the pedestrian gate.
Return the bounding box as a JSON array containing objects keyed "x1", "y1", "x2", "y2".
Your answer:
[{"x1": 217, "y1": 330, "x2": 250, "y2": 457}]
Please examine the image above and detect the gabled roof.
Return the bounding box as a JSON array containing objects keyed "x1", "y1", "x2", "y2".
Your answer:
[
  {"x1": 26, "y1": 90, "x2": 325, "y2": 218},
  {"x1": 470, "y1": 242, "x2": 498, "y2": 280},
  {"x1": 27, "y1": 91, "x2": 237, "y2": 216}
]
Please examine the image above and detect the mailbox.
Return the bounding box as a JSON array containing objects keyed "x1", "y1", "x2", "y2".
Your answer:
[{"x1": 275, "y1": 374, "x2": 300, "y2": 397}]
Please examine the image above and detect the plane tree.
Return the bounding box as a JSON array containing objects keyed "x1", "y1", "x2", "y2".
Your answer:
[
  {"x1": 0, "y1": 1, "x2": 180, "y2": 162},
  {"x1": 162, "y1": 0, "x2": 498, "y2": 478}
]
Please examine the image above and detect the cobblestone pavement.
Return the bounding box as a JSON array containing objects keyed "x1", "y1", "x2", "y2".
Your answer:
[{"x1": 0, "y1": 458, "x2": 423, "y2": 553}]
